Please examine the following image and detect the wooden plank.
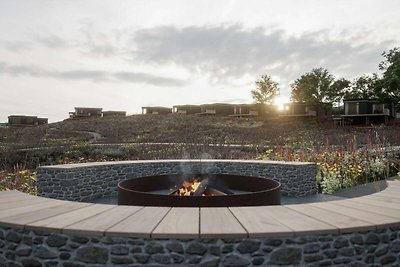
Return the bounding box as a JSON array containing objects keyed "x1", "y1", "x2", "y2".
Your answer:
[
  {"x1": 200, "y1": 208, "x2": 247, "y2": 238},
  {"x1": 0, "y1": 192, "x2": 37, "y2": 203},
  {"x1": 265, "y1": 206, "x2": 336, "y2": 236},
  {"x1": 63, "y1": 206, "x2": 143, "y2": 236},
  {"x1": 387, "y1": 180, "x2": 400, "y2": 186},
  {"x1": 288, "y1": 204, "x2": 372, "y2": 233},
  {"x1": 375, "y1": 191, "x2": 400, "y2": 198},
  {"x1": 0, "y1": 198, "x2": 56, "y2": 209},
  {"x1": 0, "y1": 201, "x2": 91, "y2": 229},
  {"x1": 365, "y1": 194, "x2": 400, "y2": 203},
  {"x1": 0, "y1": 198, "x2": 65, "y2": 219},
  {"x1": 106, "y1": 207, "x2": 170, "y2": 238},
  {"x1": 352, "y1": 197, "x2": 400, "y2": 210},
  {"x1": 26, "y1": 204, "x2": 114, "y2": 233},
  {"x1": 0, "y1": 190, "x2": 24, "y2": 197},
  {"x1": 230, "y1": 206, "x2": 293, "y2": 237},
  {"x1": 152, "y1": 207, "x2": 199, "y2": 239},
  {"x1": 311, "y1": 202, "x2": 400, "y2": 229},
  {"x1": 333, "y1": 199, "x2": 400, "y2": 219}
]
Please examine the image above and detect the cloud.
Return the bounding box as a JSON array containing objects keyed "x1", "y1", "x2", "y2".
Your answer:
[
  {"x1": 0, "y1": 62, "x2": 186, "y2": 86},
  {"x1": 130, "y1": 25, "x2": 395, "y2": 86},
  {"x1": 2, "y1": 24, "x2": 395, "y2": 90},
  {"x1": 114, "y1": 71, "x2": 186, "y2": 87},
  {"x1": 36, "y1": 35, "x2": 69, "y2": 49},
  {"x1": 0, "y1": 40, "x2": 32, "y2": 51}
]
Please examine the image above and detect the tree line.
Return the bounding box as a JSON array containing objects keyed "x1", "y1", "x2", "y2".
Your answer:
[{"x1": 251, "y1": 47, "x2": 400, "y2": 109}]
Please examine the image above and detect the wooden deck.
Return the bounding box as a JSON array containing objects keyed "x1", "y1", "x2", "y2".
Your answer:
[{"x1": 0, "y1": 180, "x2": 399, "y2": 238}]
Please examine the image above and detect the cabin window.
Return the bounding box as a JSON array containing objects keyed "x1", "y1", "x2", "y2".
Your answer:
[
  {"x1": 372, "y1": 104, "x2": 384, "y2": 114},
  {"x1": 346, "y1": 102, "x2": 358, "y2": 115}
]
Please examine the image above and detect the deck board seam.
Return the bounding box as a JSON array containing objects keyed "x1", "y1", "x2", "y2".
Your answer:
[
  {"x1": 284, "y1": 205, "x2": 340, "y2": 235},
  {"x1": 149, "y1": 207, "x2": 172, "y2": 238},
  {"x1": 308, "y1": 203, "x2": 378, "y2": 232},
  {"x1": 227, "y1": 207, "x2": 250, "y2": 238},
  {"x1": 102, "y1": 206, "x2": 145, "y2": 236}
]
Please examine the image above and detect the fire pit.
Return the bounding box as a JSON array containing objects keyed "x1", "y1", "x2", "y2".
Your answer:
[{"x1": 118, "y1": 174, "x2": 281, "y2": 207}]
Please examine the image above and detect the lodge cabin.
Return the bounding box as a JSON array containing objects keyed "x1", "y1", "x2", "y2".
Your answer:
[
  {"x1": 69, "y1": 107, "x2": 103, "y2": 119},
  {"x1": 341, "y1": 99, "x2": 396, "y2": 125},
  {"x1": 280, "y1": 102, "x2": 332, "y2": 118},
  {"x1": 8, "y1": 115, "x2": 48, "y2": 127},
  {"x1": 172, "y1": 105, "x2": 202, "y2": 115},
  {"x1": 102, "y1": 111, "x2": 126, "y2": 117},
  {"x1": 230, "y1": 104, "x2": 262, "y2": 117},
  {"x1": 141, "y1": 106, "x2": 172, "y2": 115},
  {"x1": 198, "y1": 103, "x2": 235, "y2": 116}
]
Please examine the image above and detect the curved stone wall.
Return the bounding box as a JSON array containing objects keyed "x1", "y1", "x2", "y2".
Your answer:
[
  {"x1": 1, "y1": 227, "x2": 399, "y2": 266},
  {"x1": 36, "y1": 160, "x2": 317, "y2": 201}
]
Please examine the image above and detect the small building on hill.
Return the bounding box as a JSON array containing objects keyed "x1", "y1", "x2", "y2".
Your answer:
[
  {"x1": 8, "y1": 115, "x2": 48, "y2": 127},
  {"x1": 102, "y1": 111, "x2": 126, "y2": 117},
  {"x1": 173, "y1": 105, "x2": 202, "y2": 115},
  {"x1": 231, "y1": 104, "x2": 262, "y2": 117},
  {"x1": 141, "y1": 106, "x2": 172, "y2": 115},
  {"x1": 198, "y1": 103, "x2": 236, "y2": 115},
  {"x1": 280, "y1": 102, "x2": 332, "y2": 118},
  {"x1": 69, "y1": 107, "x2": 103, "y2": 119},
  {"x1": 341, "y1": 99, "x2": 396, "y2": 125}
]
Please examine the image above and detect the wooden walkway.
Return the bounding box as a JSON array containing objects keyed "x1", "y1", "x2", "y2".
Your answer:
[{"x1": 0, "y1": 180, "x2": 399, "y2": 238}]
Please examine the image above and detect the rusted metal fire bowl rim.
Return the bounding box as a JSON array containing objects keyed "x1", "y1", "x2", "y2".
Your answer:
[{"x1": 118, "y1": 174, "x2": 281, "y2": 207}]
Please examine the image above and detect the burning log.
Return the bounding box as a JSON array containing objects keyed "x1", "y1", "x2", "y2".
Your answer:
[{"x1": 193, "y1": 179, "x2": 209, "y2": 196}]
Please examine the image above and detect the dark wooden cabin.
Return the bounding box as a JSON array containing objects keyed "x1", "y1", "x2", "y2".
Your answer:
[
  {"x1": 280, "y1": 102, "x2": 332, "y2": 117},
  {"x1": 231, "y1": 104, "x2": 262, "y2": 117},
  {"x1": 102, "y1": 111, "x2": 126, "y2": 117},
  {"x1": 8, "y1": 115, "x2": 48, "y2": 127},
  {"x1": 173, "y1": 105, "x2": 202, "y2": 115},
  {"x1": 198, "y1": 103, "x2": 235, "y2": 115},
  {"x1": 141, "y1": 106, "x2": 172, "y2": 115},
  {"x1": 341, "y1": 99, "x2": 396, "y2": 125},
  {"x1": 69, "y1": 107, "x2": 103, "y2": 119}
]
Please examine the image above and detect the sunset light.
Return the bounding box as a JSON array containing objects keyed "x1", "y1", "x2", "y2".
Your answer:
[{"x1": 274, "y1": 96, "x2": 290, "y2": 110}]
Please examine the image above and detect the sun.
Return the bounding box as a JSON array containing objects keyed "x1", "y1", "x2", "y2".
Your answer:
[{"x1": 273, "y1": 96, "x2": 290, "y2": 110}]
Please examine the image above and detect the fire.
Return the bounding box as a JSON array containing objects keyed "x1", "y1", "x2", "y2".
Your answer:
[{"x1": 174, "y1": 178, "x2": 201, "y2": 196}]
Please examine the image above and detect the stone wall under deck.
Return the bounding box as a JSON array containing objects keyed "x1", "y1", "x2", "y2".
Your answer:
[{"x1": 0, "y1": 227, "x2": 399, "y2": 266}]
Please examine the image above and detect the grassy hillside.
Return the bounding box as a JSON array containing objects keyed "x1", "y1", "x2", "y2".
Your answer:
[
  {"x1": 1, "y1": 114, "x2": 399, "y2": 149},
  {"x1": 1, "y1": 114, "x2": 399, "y2": 194}
]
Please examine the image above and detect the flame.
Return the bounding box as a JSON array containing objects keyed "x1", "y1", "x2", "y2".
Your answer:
[{"x1": 174, "y1": 178, "x2": 201, "y2": 196}]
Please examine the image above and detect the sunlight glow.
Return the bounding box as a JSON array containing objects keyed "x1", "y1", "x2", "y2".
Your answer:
[{"x1": 273, "y1": 96, "x2": 290, "y2": 110}]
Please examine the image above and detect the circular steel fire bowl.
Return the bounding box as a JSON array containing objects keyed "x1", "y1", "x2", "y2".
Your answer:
[{"x1": 118, "y1": 174, "x2": 281, "y2": 207}]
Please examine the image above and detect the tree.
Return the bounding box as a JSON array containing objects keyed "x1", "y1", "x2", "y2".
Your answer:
[
  {"x1": 344, "y1": 74, "x2": 379, "y2": 99},
  {"x1": 378, "y1": 47, "x2": 400, "y2": 104},
  {"x1": 251, "y1": 75, "x2": 279, "y2": 104},
  {"x1": 329, "y1": 78, "x2": 351, "y2": 105},
  {"x1": 290, "y1": 68, "x2": 336, "y2": 104}
]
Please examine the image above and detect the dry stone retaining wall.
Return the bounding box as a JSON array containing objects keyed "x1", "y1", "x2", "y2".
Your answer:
[
  {"x1": 36, "y1": 160, "x2": 317, "y2": 201},
  {"x1": 0, "y1": 227, "x2": 399, "y2": 266}
]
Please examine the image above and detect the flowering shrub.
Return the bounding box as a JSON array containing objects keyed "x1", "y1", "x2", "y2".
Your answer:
[
  {"x1": 262, "y1": 141, "x2": 399, "y2": 194},
  {"x1": 0, "y1": 164, "x2": 37, "y2": 195}
]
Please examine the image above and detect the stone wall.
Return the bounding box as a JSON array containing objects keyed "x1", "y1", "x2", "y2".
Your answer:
[
  {"x1": 36, "y1": 160, "x2": 317, "y2": 201},
  {"x1": 1, "y1": 227, "x2": 399, "y2": 266}
]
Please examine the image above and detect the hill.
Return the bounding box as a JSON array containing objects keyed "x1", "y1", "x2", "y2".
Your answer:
[{"x1": 1, "y1": 114, "x2": 400, "y2": 149}]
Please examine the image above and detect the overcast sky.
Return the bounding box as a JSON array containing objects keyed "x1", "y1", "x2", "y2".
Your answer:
[{"x1": 1, "y1": 0, "x2": 399, "y2": 122}]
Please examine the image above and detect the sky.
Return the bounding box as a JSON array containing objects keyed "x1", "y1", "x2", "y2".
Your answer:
[{"x1": 0, "y1": 0, "x2": 399, "y2": 122}]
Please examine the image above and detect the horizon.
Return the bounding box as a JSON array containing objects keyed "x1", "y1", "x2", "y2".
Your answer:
[{"x1": 1, "y1": 0, "x2": 400, "y2": 122}]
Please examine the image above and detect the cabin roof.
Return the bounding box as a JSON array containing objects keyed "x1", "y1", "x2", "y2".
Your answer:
[
  {"x1": 74, "y1": 107, "x2": 103, "y2": 110},
  {"x1": 8, "y1": 115, "x2": 38, "y2": 119}
]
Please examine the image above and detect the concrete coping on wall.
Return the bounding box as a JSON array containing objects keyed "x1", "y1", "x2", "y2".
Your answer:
[{"x1": 39, "y1": 159, "x2": 315, "y2": 170}]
